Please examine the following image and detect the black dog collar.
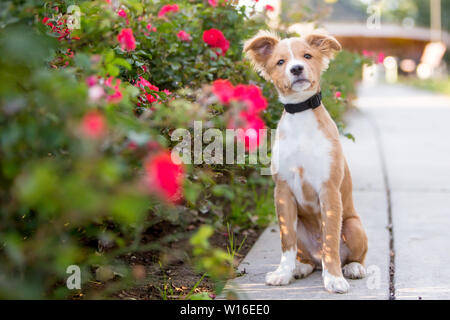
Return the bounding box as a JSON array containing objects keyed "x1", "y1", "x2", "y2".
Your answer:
[{"x1": 283, "y1": 92, "x2": 322, "y2": 114}]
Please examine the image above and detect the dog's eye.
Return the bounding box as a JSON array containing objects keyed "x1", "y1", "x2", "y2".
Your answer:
[
  {"x1": 304, "y1": 54, "x2": 312, "y2": 59},
  {"x1": 277, "y1": 59, "x2": 285, "y2": 66}
]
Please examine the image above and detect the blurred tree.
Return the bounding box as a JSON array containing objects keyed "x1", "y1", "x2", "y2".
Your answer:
[{"x1": 416, "y1": 0, "x2": 450, "y2": 33}]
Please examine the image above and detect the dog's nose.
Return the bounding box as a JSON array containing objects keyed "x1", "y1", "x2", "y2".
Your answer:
[{"x1": 290, "y1": 65, "x2": 304, "y2": 76}]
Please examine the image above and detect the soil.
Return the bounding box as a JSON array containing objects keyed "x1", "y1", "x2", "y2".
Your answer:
[{"x1": 85, "y1": 225, "x2": 264, "y2": 300}]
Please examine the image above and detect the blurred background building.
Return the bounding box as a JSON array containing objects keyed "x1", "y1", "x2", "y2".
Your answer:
[{"x1": 241, "y1": 0, "x2": 449, "y2": 81}]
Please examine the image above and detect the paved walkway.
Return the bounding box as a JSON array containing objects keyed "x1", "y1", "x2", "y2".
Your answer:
[{"x1": 224, "y1": 83, "x2": 450, "y2": 300}]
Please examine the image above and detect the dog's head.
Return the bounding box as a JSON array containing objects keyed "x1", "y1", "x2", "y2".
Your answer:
[{"x1": 244, "y1": 30, "x2": 341, "y2": 103}]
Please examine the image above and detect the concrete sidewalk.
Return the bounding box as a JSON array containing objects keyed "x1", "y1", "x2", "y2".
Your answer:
[{"x1": 224, "y1": 83, "x2": 450, "y2": 300}]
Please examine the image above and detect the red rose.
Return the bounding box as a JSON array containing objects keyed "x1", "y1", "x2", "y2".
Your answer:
[
  {"x1": 117, "y1": 9, "x2": 127, "y2": 18},
  {"x1": 212, "y1": 80, "x2": 267, "y2": 113},
  {"x1": 228, "y1": 112, "x2": 266, "y2": 152},
  {"x1": 146, "y1": 23, "x2": 157, "y2": 32},
  {"x1": 377, "y1": 52, "x2": 385, "y2": 64},
  {"x1": 135, "y1": 76, "x2": 160, "y2": 103},
  {"x1": 240, "y1": 115, "x2": 266, "y2": 151},
  {"x1": 202, "y1": 29, "x2": 224, "y2": 47},
  {"x1": 81, "y1": 111, "x2": 106, "y2": 139},
  {"x1": 202, "y1": 28, "x2": 230, "y2": 56},
  {"x1": 107, "y1": 88, "x2": 123, "y2": 104},
  {"x1": 217, "y1": 38, "x2": 230, "y2": 56},
  {"x1": 211, "y1": 80, "x2": 267, "y2": 151},
  {"x1": 177, "y1": 30, "x2": 191, "y2": 42},
  {"x1": 212, "y1": 79, "x2": 234, "y2": 104},
  {"x1": 232, "y1": 84, "x2": 267, "y2": 113},
  {"x1": 145, "y1": 151, "x2": 184, "y2": 203},
  {"x1": 158, "y1": 4, "x2": 179, "y2": 17},
  {"x1": 105, "y1": 77, "x2": 123, "y2": 104},
  {"x1": 86, "y1": 76, "x2": 97, "y2": 87},
  {"x1": 117, "y1": 28, "x2": 136, "y2": 51}
]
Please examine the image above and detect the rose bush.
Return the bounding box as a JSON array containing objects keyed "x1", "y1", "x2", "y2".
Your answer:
[{"x1": 0, "y1": 0, "x2": 367, "y2": 299}]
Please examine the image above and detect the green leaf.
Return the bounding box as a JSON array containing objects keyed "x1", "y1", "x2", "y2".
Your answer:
[
  {"x1": 106, "y1": 64, "x2": 120, "y2": 77},
  {"x1": 190, "y1": 225, "x2": 213, "y2": 248},
  {"x1": 189, "y1": 292, "x2": 212, "y2": 300},
  {"x1": 104, "y1": 49, "x2": 115, "y2": 63},
  {"x1": 112, "y1": 58, "x2": 132, "y2": 70},
  {"x1": 110, "y1": 194, "x2": 148, "y2": 225},
  {"x1": 212, "y1": 185, "x2": 235, "y2": 200},
  {"x1": 184, "y1": 180, "x2": 202, "y2": 205}
]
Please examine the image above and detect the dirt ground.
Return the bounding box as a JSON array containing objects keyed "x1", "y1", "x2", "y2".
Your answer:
[
  {"x1": 80, "y1": 225, "x2": 263, "y2": 300},
  {"x1": 121, "y1": 227, "x2": 262, "y2": 300}
]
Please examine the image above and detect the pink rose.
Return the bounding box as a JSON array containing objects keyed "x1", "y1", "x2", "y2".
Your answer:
[
  {"x1": 81, "y1": 111, "x2": 106, "y2": 139},
  {"x1": 177, "y1": 30, "x2": 191, "y2": 42}
]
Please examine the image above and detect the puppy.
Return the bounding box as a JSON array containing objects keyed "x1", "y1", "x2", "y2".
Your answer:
[{"x1": 244, "y1": 30, "x2": 368, "y2": 294}]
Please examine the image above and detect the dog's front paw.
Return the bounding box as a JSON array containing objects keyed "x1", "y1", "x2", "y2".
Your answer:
[
  {"x1": 323, "y1": 270, "x2": 349, "y2": 294},
  {"x1": 265, "y1": 268, "x2": 294, "y2": 286},
  {"x1": 343, "y1": 262, "x2": 366, "y2": 279}
]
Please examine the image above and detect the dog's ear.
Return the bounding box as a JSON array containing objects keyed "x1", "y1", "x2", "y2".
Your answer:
[
  {"x1": 305, "y1": 33, "x2": 341, "y2": 59},
  {"x1": 244, "y1": 30, "x2": 280, "y2": 78}
]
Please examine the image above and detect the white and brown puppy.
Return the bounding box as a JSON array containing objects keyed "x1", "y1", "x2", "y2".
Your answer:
[{"x1": 244, "y1": 30, "x2": 368, "y2": 294}]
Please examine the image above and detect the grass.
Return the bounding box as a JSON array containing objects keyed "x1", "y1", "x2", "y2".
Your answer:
[
  {"x1": 226, "y1": 223, "x2": 247, "y2": 263},
  {"x1": 157, "y1": 263, "x2": 209, "y2": 300},
  {"x1": 157, "y1": 261, "x2": 175, "y2": 300},
  {"x1": 400, "y1": 76, "x2": 450, "y2": 96},
  {"x1": 185, "y1": 273, "x2": 208, "y2": 300}
]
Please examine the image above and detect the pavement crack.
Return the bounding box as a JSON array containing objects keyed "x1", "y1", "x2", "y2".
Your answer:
[{"x1": 368, "y1": 114, "x2": 396, "y2": 300}]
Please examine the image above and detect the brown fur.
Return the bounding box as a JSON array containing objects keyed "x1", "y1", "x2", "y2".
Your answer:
[
  {"x1": 244, "y1": 30, "x2": 341, "y2": 96},
  {"x1": 274, "y1": 180, "x2": 298, "y2": 252}
]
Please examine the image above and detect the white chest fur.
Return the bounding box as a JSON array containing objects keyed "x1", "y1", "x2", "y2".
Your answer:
[{"x1": 271, "y1": 110, "x2": 332, "y2": 207}]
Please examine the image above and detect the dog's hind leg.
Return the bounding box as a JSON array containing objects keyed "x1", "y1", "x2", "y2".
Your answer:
[
  {"x1": 340, "y1": 163, "x2": 368, "y2": 279},
  {"x1": 294, "y1": 217, "x2": 318, "y2": 279},
  {"x1": 294, "y1": 237, "x2": 316, "y2": 279},
  {"x1": 341, "y1": 216, "x2": 368, "y2": 279}
]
